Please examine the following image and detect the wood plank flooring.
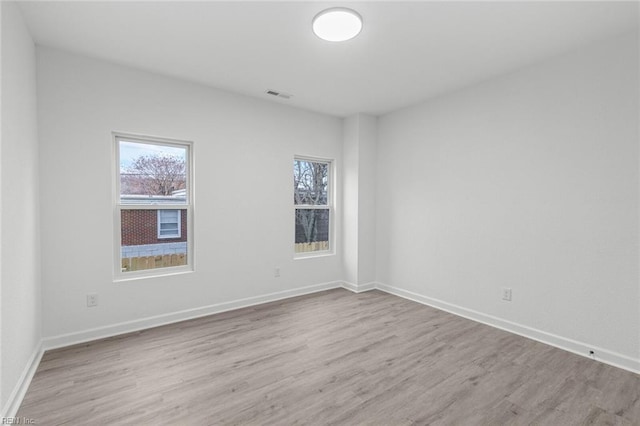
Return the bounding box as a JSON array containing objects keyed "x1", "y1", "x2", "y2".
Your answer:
[{"x1": 18, "y1": 289, "x2": 640, "y2": 425}]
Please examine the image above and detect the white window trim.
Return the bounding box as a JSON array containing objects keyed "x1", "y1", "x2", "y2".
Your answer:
[
  {"x1": 157, "y1": 209, "x2": 182, "y2": 239},
  {"x1": 113, "y1": 132, "x2": 194, "y2": 281},
  {"x1": 294, "y1": 155, "x2": 335, "y2": 259}
]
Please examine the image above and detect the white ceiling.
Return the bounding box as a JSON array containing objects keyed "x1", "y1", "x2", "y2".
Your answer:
[{"x1": 18, "y1": 1, "x2": 639, "y2": 117}]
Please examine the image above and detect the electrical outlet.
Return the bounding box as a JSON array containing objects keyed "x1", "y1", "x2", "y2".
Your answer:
[
  {"x1": 502, "y1": 287, "x2": 512, "y2": 301},
  {"x1": 87, "y1": 293, "x2": 98, "y2": 307},
  {"x1": 274, "y1": 267, "x2": 280, "y2": 278}
]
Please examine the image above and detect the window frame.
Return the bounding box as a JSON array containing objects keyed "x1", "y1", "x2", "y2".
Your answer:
[
  {"x1": 113, "y1": 132, "x2": 194, "y2": 281},
  {"x1": 293, "y1": 155, "x2": 334, "y2": 259},
  {"x1": 157, "y1": 209, "x2": 182, "y2": 239}
]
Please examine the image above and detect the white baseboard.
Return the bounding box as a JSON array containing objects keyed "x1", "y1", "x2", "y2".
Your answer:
[
  {"x1": 342, "y1": 281, "x2": 376, "y2": 293},
  {"x1": 43, "y1": 281, "x2": 343, "y2": 350},
  {"x1": 1, "y1": 341, "x2": 44, "y2": 419},
  {"x1": 375, "y1": 282, "x2": 640, "y2": 375}
]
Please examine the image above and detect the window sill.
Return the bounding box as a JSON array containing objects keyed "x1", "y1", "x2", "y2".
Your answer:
[
  {"x1": 294, "y1": 251, "x2": 335, "y2": 260},
  {"x1": 114, "y1": 266, "x2": 193, "y2": 283}
]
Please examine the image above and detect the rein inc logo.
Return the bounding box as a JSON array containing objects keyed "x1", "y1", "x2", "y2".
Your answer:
[{"x1": 2, "y1": 418, "x2": 35, "y2": 425}]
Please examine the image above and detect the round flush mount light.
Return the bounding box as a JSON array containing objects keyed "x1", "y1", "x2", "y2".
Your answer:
[{"x1": 312, "y1": 8, "x2": 362, "y2": 42}]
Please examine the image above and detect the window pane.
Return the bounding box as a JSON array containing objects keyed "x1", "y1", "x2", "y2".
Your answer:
[
  {"x1": 294, "y1": 160, "x2": 328, "y2": 205},
  {"x1": 159, "y1": 210, "x2": 179, "y2": 222},
  {"x1": 119, "y1": 140, "x2": 187, "y2": 205},
  {"x1": 158, "y1": 209, "x2": 181, "y2": 238},
  {"x1": 121, "y1": 209, "x2": 187, "y2": 272},
  {"x1": 295, "y1": 209, "x2": 329, "y2": 253}
]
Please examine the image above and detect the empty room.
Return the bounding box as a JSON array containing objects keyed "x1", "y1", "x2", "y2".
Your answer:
[{"x1": 1, "y1": 0, "x2": 639, "y2": 424}]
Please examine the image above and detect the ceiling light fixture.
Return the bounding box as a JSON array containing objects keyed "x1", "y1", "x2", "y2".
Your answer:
[{"x1": 312, "y1": 8, "x2": 362, "y2": 42}]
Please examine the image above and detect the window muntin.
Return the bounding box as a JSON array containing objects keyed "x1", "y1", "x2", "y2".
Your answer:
[
  {"x1": 294, "y1": 158, "x2": 332, "y2": 256},
  {"x1": 115, "y1": 134, "x2": 193, "y2": 278}
]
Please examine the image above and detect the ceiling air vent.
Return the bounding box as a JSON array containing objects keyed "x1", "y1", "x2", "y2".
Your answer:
[{"x1": 265, "y1": 90, "x2": 292, "y2": 100}]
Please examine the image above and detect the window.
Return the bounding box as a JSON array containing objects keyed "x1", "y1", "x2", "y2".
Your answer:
[
  {"x1": 158, "y1": 210, "x2": 181, "y2": 239},
  {"x1": 115, "y1": 134, "x2": 193, "y2": 278},
  {"x1": 294, "y1": 157, "x2": 332, "y2": 256}
]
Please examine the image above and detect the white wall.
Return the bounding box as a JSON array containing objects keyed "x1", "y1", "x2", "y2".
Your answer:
[
  {"x1": 1, "y1": 1, "x2": 42, "y2": 413},
  {"x1": 36, "y1": 47, "x2": 343, "y2": 340},
  {"x1": 342, "y1": 116, "x2": 359, "y2": 285},
  {"x1": 342, "y1": 114, "x2": 377, "y2": 287},
  {"x1": 357, "y1": 115, "x2": 377, "y2": 285},
  {"x1": 376, "y1": 33, "x2": 639, "y2": 363}
]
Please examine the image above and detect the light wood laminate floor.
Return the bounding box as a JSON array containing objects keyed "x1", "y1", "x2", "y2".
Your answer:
[{"x1": 18, "y1": 289, "x2": 640, "y2": 425}]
